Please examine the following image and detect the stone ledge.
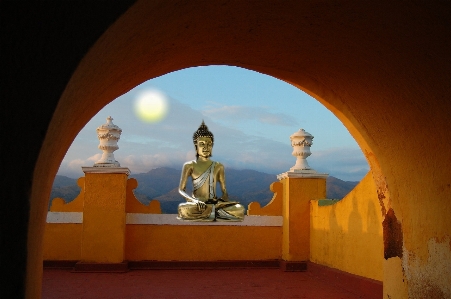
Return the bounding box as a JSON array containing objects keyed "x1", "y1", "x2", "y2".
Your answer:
[
  {"x1": 45, "y1": 212, "x2": 283, "y2": 226},
  {"x1": 277, "y1": 170, "x2": 329, "y2": 180},
  {"x1": 81, "y1": 166, "x2": 130, "y2": 175},
  {"x1": 126, "y1": 214, "x2": 283, "y2": 226},
  {"x1": 46, "y1": 212, "x2": 83, "y2": 223}
]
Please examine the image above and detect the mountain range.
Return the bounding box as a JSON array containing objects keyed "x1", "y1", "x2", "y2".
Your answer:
[{"x1": 50, "y1": 167, "x2": 359, "y2": 213}]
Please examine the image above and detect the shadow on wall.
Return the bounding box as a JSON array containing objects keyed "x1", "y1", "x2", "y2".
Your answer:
[{"x1": 310, "y1": 171, "x2": 383, "y2": 281}]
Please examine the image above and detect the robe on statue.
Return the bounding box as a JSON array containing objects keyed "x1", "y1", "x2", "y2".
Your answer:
[{"x1": 178, "y1": 162, "x2": 245, "y2": 221}]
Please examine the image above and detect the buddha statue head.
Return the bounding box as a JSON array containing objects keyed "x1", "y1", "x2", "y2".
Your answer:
[{"x1": 193, "y1": 121, "x2": 214, "y2": 158}]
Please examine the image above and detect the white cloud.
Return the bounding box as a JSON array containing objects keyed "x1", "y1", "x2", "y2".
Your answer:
[
  {"x1": 202, "y1": 103, "x2": 299, "y2": 126},
  {"x1": 308, "y1": 147, "x2": 369, "y2": 181},
  {"x1": 87, "y1": 154, "x2": 102, "y2": 162},
  {"x1": 67, "y1": 158, "x2": 85, "y2": 168}
]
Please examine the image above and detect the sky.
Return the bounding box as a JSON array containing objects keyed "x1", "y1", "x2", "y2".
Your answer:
[{"x1": 57, "y1": 66, "x2": 369, "y2": 182}]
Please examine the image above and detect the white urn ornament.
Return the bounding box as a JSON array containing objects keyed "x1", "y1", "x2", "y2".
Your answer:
[
  {"x1": 277, "y1": 128, "x2": 328, "y2": 180},
  {"x1": 290, "y1": 129, "x2": 314, "y2": 171},
  {"x1": 94, "y1": 116, "x2": 122, "y2": 167}
]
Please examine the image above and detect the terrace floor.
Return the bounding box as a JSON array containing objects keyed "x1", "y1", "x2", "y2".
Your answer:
[{"x1": 42, "y1": 263, "x2": 382, "y2": 299}]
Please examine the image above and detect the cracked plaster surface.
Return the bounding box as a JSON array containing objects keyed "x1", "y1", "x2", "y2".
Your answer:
[{"x1": 402, "y1": 237, "x2": 451, "y2": 298}]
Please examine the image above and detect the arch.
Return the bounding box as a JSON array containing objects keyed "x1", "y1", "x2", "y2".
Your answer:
[{"x1": 2, "y1": 1, "x2": 450, "y2": 298}]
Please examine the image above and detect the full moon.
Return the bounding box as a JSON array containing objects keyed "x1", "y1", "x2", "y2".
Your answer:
[{"x1": 134, "y1": 90, "x2": 169, "y2": 123}]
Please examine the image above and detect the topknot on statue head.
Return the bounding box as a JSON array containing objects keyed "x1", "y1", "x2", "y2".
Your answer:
[
  {"x1": 193, "y1": 121, "x2": 214, "y2": 159},
  {"x1": 193, "y1": 120, "x2": 214, "y2": 145}
]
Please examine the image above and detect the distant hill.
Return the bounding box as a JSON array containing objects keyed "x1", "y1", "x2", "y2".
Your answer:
[
  {"x1": 326, "y1": 176, "x2": 359, "y2": 199},
  {"x1": 50, "y1": 167, "x2": 359, "y2": 213},
  {"x1": 131, "y1": 167, "x2": 182, "y2": 200},
  {"x1": 52, "y1": 175, "x2": 80, "y2": 188},
  {"x1": 49, "y1": 175, "x2": 80, "y2": 209}
]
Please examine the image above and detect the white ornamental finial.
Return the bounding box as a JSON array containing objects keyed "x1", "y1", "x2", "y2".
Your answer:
[
  {"x1": 94, "y1": 116, "x2": 122, "y2": 167},
  {"x1": 277, "y1": 128, "x2": 328, "y2": 180},
  {"x1": 290, "y1": 128, "x2": 314, "y2": 171}
]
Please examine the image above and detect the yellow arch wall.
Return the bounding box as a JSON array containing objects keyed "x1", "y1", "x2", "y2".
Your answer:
[
  {"x1": 9, "y1": 1, "x2": 449, "y2": 298},
  {"x1": 310, "y1": 172, "x2": 383, "y2": 281}
]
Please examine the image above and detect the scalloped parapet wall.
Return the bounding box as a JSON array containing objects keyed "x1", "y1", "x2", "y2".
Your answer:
[
  {"x1": 247, "y1": 181, "x2": 283, "y2": 216},
  {"x1": 49, "y1": 177, "x2": 85, "y2": 212},
  {"x1": 125, "y1": 178, "x2": 162, "y2": 213}
]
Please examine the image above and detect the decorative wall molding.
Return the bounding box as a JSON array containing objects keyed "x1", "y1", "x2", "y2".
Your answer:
[
  {"x1": 46, "y1": 212, "x2": 83, "y2": 224},
  {"x1": 46, "y1": 212, "x2": 283, "y2": 226},
  {"x1": 278, "y1": 128, "x2": 328, "y2": 180},
  {"x1": 82, "y1": 167, "x2": 130, "y2": 175}
]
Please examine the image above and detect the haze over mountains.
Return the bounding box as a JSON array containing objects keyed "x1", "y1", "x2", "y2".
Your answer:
[{"x1": 50, "y1": 167, "x2": 359, "y2": 213}]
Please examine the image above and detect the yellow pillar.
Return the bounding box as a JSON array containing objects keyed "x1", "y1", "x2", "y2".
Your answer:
[
  {"x1": 280, "y1": 175, "x2": 327, "y2": 270},
  {"x1": 77, "y1": 167, "x2": 130, "y2": 270}
]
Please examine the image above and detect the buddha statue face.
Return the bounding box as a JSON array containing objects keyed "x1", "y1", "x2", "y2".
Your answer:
[
  {"x1": 193, "y1": 121, "x2": 214, "y2": 159},
  {"x1": 196, "y1": 136, "x2": 213, "y2": 158}
]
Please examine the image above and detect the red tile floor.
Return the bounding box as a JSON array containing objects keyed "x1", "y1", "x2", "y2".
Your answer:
[{"x1": 42, "y1": 267, "x2": 381, "y2": 299}]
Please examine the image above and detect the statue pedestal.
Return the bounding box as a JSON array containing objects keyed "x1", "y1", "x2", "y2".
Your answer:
[
  {"x1": 79, "y1": 167, "x2": 130, "y2": 266},
  {"x1": 279, "y1": 173, "x2": 327, "y2": 271}
]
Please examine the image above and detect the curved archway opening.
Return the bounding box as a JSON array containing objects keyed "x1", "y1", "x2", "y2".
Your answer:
[
  {"x1": 57, "y1": 65, "x2": 368, "y2": 190},
  {"x1": 44, "y1": 61, "x2": 380, "y2": 214}
]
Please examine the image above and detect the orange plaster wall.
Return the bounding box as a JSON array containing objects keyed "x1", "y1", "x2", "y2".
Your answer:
[
  {"x1": 43, "y1": 222, "x2": 282, "y2": 263},
  {"x1": 310, "y1": 172, "x2": 383, "y2": 281},
  {"x1": 282, "y1": 178, "x2": 326, "y2": 261},
  {"x1": 42, "y1": 221, "x2": 281, "y2": 263},
  {"x1": 44, "y1": 177, "x2": 84, "y2": 261},
  {"x1": 81, "y1": 172, "x2": 127, "y2": 263},
  {"x1": 247, "y1": 181, "x2": 283, "y2": 216},
  {"x1": 125, "y1": 225, "x2": 281, "y2": 261},
  {"x1": 125, "y1": 178, "x2": 161, "y2": 213},
  {"x1": 42, "y1": 224, "x2": 82, "y2": 261}
]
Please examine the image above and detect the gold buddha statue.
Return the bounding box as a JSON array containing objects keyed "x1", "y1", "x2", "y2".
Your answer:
[{"x1": 178, "y1": 121, "x2": 245, "y2": 221}]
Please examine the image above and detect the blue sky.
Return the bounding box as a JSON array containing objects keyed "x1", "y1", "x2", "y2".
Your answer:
[{"x1": 57, "y1": 66, "x2": 369, "y2": 181}]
